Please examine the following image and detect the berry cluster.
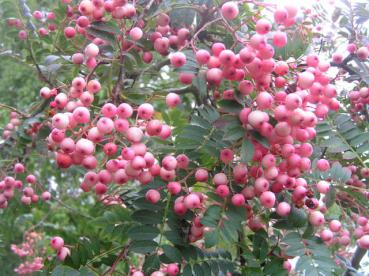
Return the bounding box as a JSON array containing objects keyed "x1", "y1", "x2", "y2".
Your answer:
[
  {"x1": 11, "y1": 232, "x2": 45, "y2": 275},
  {"x1": 0, "y1": 163, "x2": 51, "y2": 209}
]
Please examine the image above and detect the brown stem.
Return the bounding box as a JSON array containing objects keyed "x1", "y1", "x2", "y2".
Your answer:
[
  {"x1": 112, "y1": 55, "x2": 125, "y2": 104},
  {"x1": 190, "y1": 17, "x2": 222, "y2": 51},
  {"x1": 86, "y1": 61, "x2": 109, "y2": 82},
  {"x1": 0, "y1": 103, "x2": 29, "y2": 118},
  {"x1": 343, "y1": 247, "x2": 367, "y2": 276},
  {"x1": 105, "y1": 244, "x2": 130, "y2": 276},
  {"x1": 27, "y1": 39, "x2": 53, "y2": 87}
]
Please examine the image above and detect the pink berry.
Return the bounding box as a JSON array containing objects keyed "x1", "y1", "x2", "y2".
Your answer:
[
  {"x1": 51, "y1": 236, "x2": 64, "y2": 250},
  {"x1": 84, "y1": 43, "x2": 99, "y2": 57},
  {"x1": 129, "y1": 27, "x2": 143, "y2": 41},
  {"x1": 309, "y1": 211, "x2": 325, "y2": 226},
  {"x1": 162, "y1": 155, "x2": 178, "y2": 171},
  {"x1": 64, "y1": 26, "x2": 76, "y2": 38},
  {"x1": 272, "y1": 31, "x2": 287, "y2": 48},
  {"x1": 95, "y1": 183, "x2": 107, "y2": 195},
  {"x1": 206, "y1": 68, "x2": 223, "y2": 86},
  {"x1": 317, "y1": 159, "x2": 330, "y2": 172},
  {"x1": 316, "y1": 180, "x2": 330, "y2": 194},
  {"x1": 276, "y1": 202, "x2": 291, "y2": 216},
  {"x1": 358, "y1": 235, "x2": 369, "y2": 250},
  {"x1": 196, "y1": 49, "x2": 211, "y2": 64},
  {"x1": 184, "y1": 193, "x2": 201, "y2": 209},
  {"x1": 75, "y1": 138, "x2": 95, "y2": 155},
  {"x1": 57, "y1": 247, "x2": 70, "y2": 261},
  {"x1": 146, "y1": 189, "x2": 161, "y2": 204},
  {"x1": 274, "y1": 8, "x2": 288, "y2": 24},
  {"x1": 283, "y1": 260, "x2": 291, "y2": 272},
  {"x1": 167, "y1": 263, "x2": 179, "y2": 276},
  {"x1": 14, "y1": 163, "x2": 25, "y2": 174},
  {"x1": 117, "y1": 103, "x2": 133, "y2": 118},
  {"x1": 221, "y1": 2, "x2": 239, "y2": 20},
  {"x1": 320, "y1": 229, "x2": 333, "y2": 242},
  {"x1": 170, "y1": 52, "x2": 186, "y2": 67},
  {"x1": 138, "y1": 103, "x2": 154, "y2": 120},
  {"x1": 167, "y1": 182, "x2": 181, "y2": 195},
  {"x1": 216, "y1": 184, "x2": 230, "y2": 198},
  {"x1": 41, "y1": 191, "x2": 52, "y2": 201},
  {"x1": 195, "y1": 169, "x2": 208, "y2": 182},
  {"x1": 213, "y1": 173, "x2": 228, "y2": 186},
  {"x1": 329, "y1": 220, "x2": 341, "y2": 232},
  {"x1": 357, "y1": 47, "x2": 369, "y2": 61},
  {"x1": 260, "y1": 191, "x2": 275, "y2": 208},
  {"x1": 220, "y1": 148, "x2": 234, "y2": 164},
  {"x1": 231, "y1": 194, "x2": 245, "y2": 206},
  {"x1": 176, "y1": 154, "x2": 189, "y2": 169},
  {"x1": 26, "y1": 174, "x2": 36, "y2": 184},
  {"x1": 298, "y1": 71, "x2": 315, "y2": 89},
  {"x1": 256, "y1": 19, "x2": 272, "y2": 35},
  {"x1": 166, "y1": 93, "x2": 181, "y2": 108}
]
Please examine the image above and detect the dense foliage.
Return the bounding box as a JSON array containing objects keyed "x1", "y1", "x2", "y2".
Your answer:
[{"x1": 1, "y1": 0, "x2": 369, "y2": 275}]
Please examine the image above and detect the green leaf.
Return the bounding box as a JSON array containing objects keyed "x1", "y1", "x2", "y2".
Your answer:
[
  {"x1": 282, "y1": 232, "x2": 305, "y2": 257},
  {"x1": 181, "y1": 245, "x2": 198, "y2": 261},
  {"x1": 90, "y1": 21, "x2": 120, "y2": 34},
  {"x1": 162, "y1": 244, "x2": 182, "y2": 263},
  {"x1": 182, "y1": 264, "x2": 193, "y2": 276},
  {"x1": 193, "y1": 263, "x2": 204, "y2": 276},
  {"x1": 325, "y1": 186, "x2": 336, "y2": 208},
  {"x1": 220, "y1": 222, "x2": 238, "y2": 243},
  {"x1": 51, "y1": 266, "x2": 80, "y2": 276},
  {"x1": 131, "y1": 210, "x2": 163, "y2": 224},
  {"x1": 302, "y1": 223, "x2": 315, "y2": 239},
  {"x1": 325, "y1": 203, "x2": 341, "y2": 220},
  {"x1": 204, "y1": 230, "x2": 219, "y2": 248},
  {"x1": 253, "y1": 231, "x2": 269, "y2": 260},
  {"x1": 241, "y1": 139, "x2": 254, "y2": 163},
  {"x1": 192, "y1": 72, "x2": 207, "y2": 100},
  {"x1": 288, "y1": 207, "x2": 307, "y2": 228},
  {"x1": 250, "y1": 130, "x2": 269, "y2": 148},
  {"x1": 201, "y1": 205, "x2": 221, "y2": 227},
  {"x1": 130, "y1": 240, "x2": 158, "y2": 254},
  {"x1": 87, "y1": 27, "x2": 116, "y2": 45},
  {"x1": 128, "y1": 225, "x2": 160, "y2": 240},
  {"x1": 342, "y1": 151, "x2": 356, "y2": 159},
  {"x1": 143, "y1": 254, "x2": 160, "y2": 274},
  {"x1": 164, "y1": 230, "x2": 186, "y2": 245},
  {"x1": 296, "y1": 254, "x2": 334, "y2": 276},
  {"x1": 263, "y1": 256, "x2": 286, "y2": 276},
  {"x1": 274, "y1": 29, "x2": 311, "y2": 59},
  {"x1": 223, "y1": 125, "x2": 244, "y2": 141},
  {"x1": 218, "y1": 99, "x2": 243, "y2": 113}
]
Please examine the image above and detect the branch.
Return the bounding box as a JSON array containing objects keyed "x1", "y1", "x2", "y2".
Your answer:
[
  {"x1": 133, "y1": 58, "x2": 170, "y2": 84},
  {"x1": 0, "y1": 103, "x2": 29, "y2": 118},
  {"x1": 344, "y1": 247, "x2": 367, "y2": 276},
  {"x1": 190, "y1": 17, "x2": 222, "y2": 51},
  {"x1": 86, "y1": 61, "x2": 109, "y2": 82},
  {"x1": 112, "y1": 55, "x2": 125, "y2": 104},
  {"x1": 105, "y1": 243, "x2": 130, "y2": 276},
  {"x1": 167, "y1": 85, "x2": 196, "y2": 95},
  {"x1": 164, "y1": 85, "x2": 202, "y2": 104},
  {"x1": 27, "y1": 39, "x2": 53, "y2": 87}
]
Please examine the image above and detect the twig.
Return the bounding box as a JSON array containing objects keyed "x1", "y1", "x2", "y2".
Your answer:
[
  {"x1": 106, "y1": 244, "x2": 130, "y2": 276},
  {"x1": 343, "y1": 247, "x2": 367, "y2": 276},
  {"x1": 86, "y1": 61, "x2": 109, "y2": 82},
  {"x1": 112, "y1": 55, "x2": 125, "y2": 104},
  {"x1": 190, "y1": 17, "x2": 222, "y2": 51},
  {"x1": 0, "y1": 103, "x2": 29, "y2": 118},
  {"x1": 86, "y1": 245, "x2": 125, "y2": 265},
  {"x1": 26, "y1": 39, "x2": 53, "y2": 87}
]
